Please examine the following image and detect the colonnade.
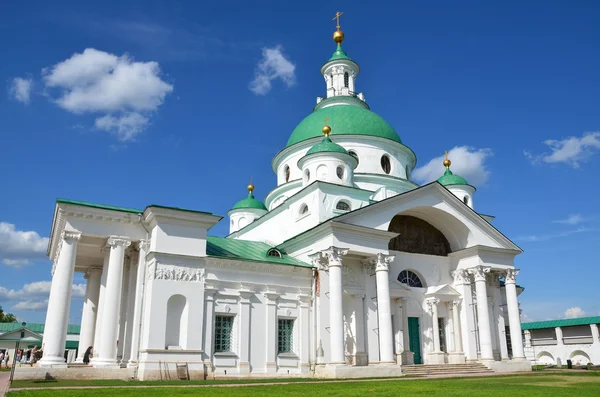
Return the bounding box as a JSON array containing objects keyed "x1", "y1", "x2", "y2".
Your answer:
[{"x1": 39, "y1": 230, "x2": 148, "y2": 368}]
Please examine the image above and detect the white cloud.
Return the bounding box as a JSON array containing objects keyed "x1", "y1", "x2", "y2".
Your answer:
[
  {"x1": 553, "y1": 214, "x2": 584, "y2": 225},
  {"x1": 8, "y1": 77, "x2": 33, "y2": 104},
  {"x1": 42, "y1": 48, "x2": 173, "y2": 141},
  {"x1": 564, "y1": 306, "x2": 586, "y2": 319},
  {"x1": 0, "y1": 281, "x2": 85, "y2": 301},
  {"x1": 0, "y1": 222, "x2": 48, "y2": 267},
  {"x1": 249, "y1": 46, "x2": 296, "y2": 95},
  {"x1": 525, "y1": 132, "x2": 600, "y2": 168},
  {"x1": 2, "y1": 259, "x2": 32, "y2": 268},
  {"x1": 517, "y1": 227, "x2": 594, "y2": 242},
  {"x1": 413, "y1": 146, "x2": 493, "y2": 186},
  {"x1": 11, "y1": 300, "x2": 48, "y2": 311},
  {"x1": 95, "y1": 112, "x2": 149, "y2": 141}
]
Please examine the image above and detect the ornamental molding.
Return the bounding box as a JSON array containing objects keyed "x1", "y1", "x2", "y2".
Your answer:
[
  {"x1": 342, "y1": 265, "x2": 360, "y2": 287},
  {"x1": 107, "y1": 236, "x2": 132, "y2": 248},
  {"x1": 322, "y1": 246, "x2": 349, "y2": 266},
  {"x1": 62, "y1": 230, "x2": 82, "y2": 242},
  {"x1": 504, "y1": 268, "x2": 520, "y2": 283},
  {"x1": 451, "y1": 269, "x2": 471, "y2": 285},
  {"x1": 468, "y1": 265, "x2": 491, "y2": 282},
  {"x1": 153, "y1": 265, "x2": 205, "y2": 283},
  {"x1": 426, "y1": 297, "x2": 440, "y2": 310},
  {"x1": 137, "y1": 239, "x2": 150, "y2": 252},
  {"x1": 369, "y1": 253, "x2": 395, "y2": 272},
  {"x1": 205, "y1": 257, "x2": 308, "y2": 276}
]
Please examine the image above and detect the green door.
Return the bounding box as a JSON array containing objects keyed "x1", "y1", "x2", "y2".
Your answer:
[{"x1": 408, "y1": 317, "x2": 422, "y2": 364}]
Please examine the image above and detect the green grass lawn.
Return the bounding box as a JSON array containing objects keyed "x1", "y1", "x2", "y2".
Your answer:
[{"x1": 8, "y1": 373, "x2": 600, "y2": 397}]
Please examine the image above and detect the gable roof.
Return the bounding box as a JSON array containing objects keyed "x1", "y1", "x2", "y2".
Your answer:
[
  {"x1": 0, "y1": 328, "x2": 43, "y2": 342},
  {"x1": 522, "y1": 316, "x2": 600, "y2": 331},
  {"x1": 206, "y1": 236, "x2": 312, "y2": 268},
  {"x1": 0, "y1": 322, "x2": 80, "y2": 335}
]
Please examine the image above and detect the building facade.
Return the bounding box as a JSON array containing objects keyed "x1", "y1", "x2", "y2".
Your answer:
[
  {"x1": 34, "y1": 22, "x2": 531, "y2": 380},
  {"x1": 523, "y1": 317, "x2": 600, "y2": 366}
]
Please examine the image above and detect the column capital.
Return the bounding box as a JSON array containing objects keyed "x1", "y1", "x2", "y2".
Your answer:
[
  {"x1": 504, "y1": 268, "x2": 520, "y2": 284},
  {"x1": 468, "y1": 265, "x2": 491, "y2": 282},
  {"x1": 452, "y1": 299, "x2": 462, "y2": 309},
  {"x1": 107, "y1": 236, "x2": 132, "y2": 248},
  {"x1": 426, "y1": 297, "x2": 440, "y2": 312},
  {"x1": 369, "y1": 253, "x2": 395, "y2": 272},
  {"x1": 451, "y1": 269, "x2": 471, "y2": 285},
  {"x1": 84, "y1": 267, "x2": 102, "y2": 279},
  {"x1": 136, "y1": 239, "x2": 150, "y2": 251},
  {"x1": 310, "y1": 246, "x2": 348, "y2": 269},
  {"x1": 62, "y1": 230, "x2": 82, "y2": 242},
  {"x1": 264, "y1": 291, "x2": 280, "y2": 304}
]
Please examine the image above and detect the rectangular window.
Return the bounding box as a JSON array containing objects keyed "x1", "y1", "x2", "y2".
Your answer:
[
  {"x1": 278, "y1": 319, "x2": 294, "y2": 353},
  {"x1": 214, "y1": 315, "x2": 234, "y2": 353}
]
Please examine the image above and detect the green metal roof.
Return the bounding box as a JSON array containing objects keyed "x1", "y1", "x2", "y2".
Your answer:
[
  {"x1": 207, "y1": 236, "x2": 311, "y2": 268},
  {"x1": 0, "y1": 322, "x2": 80, "y2": 335},
  {"x1": 437, "y1": 169, "x2": 470, "y2": 186},
  {"x1": 231, "y1": 193, "x2": 267, "y2": 211},
  {"x1": 328, "y1": 43, "x2": 351, "y2": 61},
  {"x1": 65, "y1": 340, "x2": 79, "y2": 349},
  {"x1": 522, "y1": 316, "x2": 600, "y2": 330},
  {"x1": 57, "y1": 198, "x2": 141, "y2": 214},
  {"x1": 287, "y1": 105, "x2": 402, "y2": 147},
  {"x1": 306, "y1": 136, "x2": 349, "y2": 156}
]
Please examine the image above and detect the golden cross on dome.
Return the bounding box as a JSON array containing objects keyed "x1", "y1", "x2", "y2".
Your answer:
[
  {"x1": 332, "y1": 11, "x2": 343, "y2": 30},
  {"x1": 324, "y1": 116, "x2": 329, "y2": 126},
  {"x1": 444, "y1": 151, "x2": 449, "y2": 160}
]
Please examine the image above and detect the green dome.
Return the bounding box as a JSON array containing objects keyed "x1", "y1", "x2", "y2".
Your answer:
[
  {"x1": 287, "y1": 105, "x2": 402, "y2": 147},
  {"x1": 437, "y1": 169, "x2": 469, "y2": 186},
  {"x1": 306, "y1": 136, "x2": 348, "y2": 156},
  {"x1": 231, "y1": 193, "x2": 267, "y2": 211},
  {"x1": 328, "y1": 43, "x2": 351, "y2": 61}
]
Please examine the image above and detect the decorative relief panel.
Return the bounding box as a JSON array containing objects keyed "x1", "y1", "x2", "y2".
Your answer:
[
  {"x1": 342, "y1": 265, "x2": 360, "y2": 287},
  {"x1": 149, "y1": 264, "x2": 205, "y2": 283}
]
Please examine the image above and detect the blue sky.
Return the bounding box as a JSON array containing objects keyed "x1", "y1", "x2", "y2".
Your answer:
[{"x1": 1, "y1": 0, "x2": 599, "y2": 324}]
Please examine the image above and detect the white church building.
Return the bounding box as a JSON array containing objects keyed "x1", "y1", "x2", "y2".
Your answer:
[{"x1": 34, "y1": 21, "x2": 531, "y2": 380}]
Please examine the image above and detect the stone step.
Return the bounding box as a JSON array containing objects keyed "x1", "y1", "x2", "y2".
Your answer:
[{"x1": 402, "y1": 363, "x2": 493, "y2": 375}]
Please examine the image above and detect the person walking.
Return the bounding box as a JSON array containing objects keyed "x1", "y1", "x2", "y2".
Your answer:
[{"x1": 83, "y1": 346, "x2": 93, "y2": 364}]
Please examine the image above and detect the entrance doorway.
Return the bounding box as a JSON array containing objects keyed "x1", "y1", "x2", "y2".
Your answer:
[{"x1": 408, "y1": 317, "x2": 422, "y2": 364}]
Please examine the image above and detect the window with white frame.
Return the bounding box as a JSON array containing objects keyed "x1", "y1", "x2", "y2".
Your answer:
[
  {"x1": 214, "y1": 315, "x2": 234, "y2": 352},
  {"x1": 278, "y1": 318, "x2": 294, "y2": 353}
]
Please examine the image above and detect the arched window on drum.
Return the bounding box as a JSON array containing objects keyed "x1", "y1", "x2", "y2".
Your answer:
[{"x1": 398, "y1": 270, "x2": 424, "y2": 288}]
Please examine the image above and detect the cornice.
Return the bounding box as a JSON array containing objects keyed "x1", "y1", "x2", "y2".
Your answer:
[{"x1": 448, "y1": 245, "x2": 521, "y2": 260}]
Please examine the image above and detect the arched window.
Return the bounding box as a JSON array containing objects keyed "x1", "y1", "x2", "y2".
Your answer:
[
  {"x1": 381, "y1": 155, "x2": 391, "y2": 174},
  {"x1": 398, "y1": 270, "x2": 424, "y2": 288},
  {"x1": 304, "y1": 169, "x2": 310, "y2": 183},
  {"x1": 267, "y1": 248, "x2": 282, "y2": 258},
  {"x1": 336, "y1": 166, "x2": 344, "y2": 180},
  {"x1": 336, "y1": 201, "x2": 350, "y2": 212},
  {"x1": 388, "y1": 215, "x2": 451, "y2": 256},
  {"x1": 299, "y1": 204, "x2": 309, "y2": 216},
  {"x1": 348, "y1": 151, "x2": 359, "y2": 164},
  {"x1": 284, "y1": 165, "x2": 290, "y2": 183},
  {"x1": 463, "y1": 196, "x2": 469, "y2": 206},
  {"x1": 344, "y1": 72, "x2": 349, "y2": 88}
]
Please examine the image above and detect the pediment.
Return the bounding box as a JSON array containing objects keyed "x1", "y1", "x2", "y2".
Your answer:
[
  {"x1": 425, "y1": 284, "x2": 460, "y2": 298},
  {"x1": 333, "y1": 182, "x2": 522, "y2": 253},
  {"x1": 0, "y1": 328, "x2": 43, "y2": 342}
]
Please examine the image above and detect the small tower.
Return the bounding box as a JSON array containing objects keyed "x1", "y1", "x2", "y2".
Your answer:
[
  {"x1": 228, "y1": 181, "x2": 268, "y2": 233},
  {"x1": 297, "y1": 120, "x2": 358, "y2": 187},
  {"x1": 317, "y1": 11, "x2": 364, "y2": 108},
  {"x1": 437, "y1": 152, "x2": 476, "y2": 209}
]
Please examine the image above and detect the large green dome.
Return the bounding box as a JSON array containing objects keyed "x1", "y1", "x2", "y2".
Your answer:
[{"x1": 286, "y1": 105, "x2": 402, "y2": 147}]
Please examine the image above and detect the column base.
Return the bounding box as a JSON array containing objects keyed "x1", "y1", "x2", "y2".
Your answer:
[
  {"x1": 427, "y1": 352, "x2": 446, "y2": 364},
  {"x1": 126, "y1": 360, "x2": 138, "y2": 369},
  {"x1": 38, "y1": 356, "x2": 68, "y2": 369},
  {"x1": 448, "y1": 352, "x2": 466, "y2": 364},
  {"x1": 265, "y1": 361, "x2": 277, "y2": 373},
  {"x1": 353, "y1": 352, "x2": 368, "y2": 366},
  {"x1": 399, "y1": 351, "x2": 414, "y2": 365},
  {"x1": 238, "y1": 360, "x2": 250, "y2": 375}
]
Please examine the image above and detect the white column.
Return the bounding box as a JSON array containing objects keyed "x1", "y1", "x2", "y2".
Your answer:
[
  {"x1": 452, "y1": 301, "x2": 463, "y2": 353},
  {"x1": 298, "y1": 294, "x2": 311, "y2": 372},
  {"x1": 555, "y1": 327, "x2": 564, "y2": 346},
  {"x1": 76, "y1": 267, "x2": 102, "y2": 363},
  {"x1": 427, "y1": 298, "x2": 441, "y2": 352},
  {"x1": 238, "y1": 290, "x2": 253, "y2": 374},
  {"x1": 39, "y1": 231, "x2": 81, "y2": 367},
  {"x1": 349, "y1": 71, "x2": 355, "y2": 93},
  {"x1": 469, "y1": 265, "x2": 494, "y2": 360},
  {"x1": 492, "y1": 282, "x2": 509, "y2": 360},
  {"x1": 352, "y1": 294, "x2": 367, "y2": 365},
  {"x1": 93, "y1": 249, "x2": 109, "y2": 359},
  {"x1": 591, "y1": 324, "x2": 600, "y2": 345},
  {"x1": 116, "y1": 261, "x2": 131, "y2": 363},
  {"x1": 94, "y1": 236, "x2": 131, "y2": 368},
  {"x1": 128, "y1": 240, "x2": 149, "y2": 368},
  {"x1": 453, "y1": 270, "x2": 477, "y2": 361},
  {"x1": 504, "y1": 269, "x2": 526, "y2": 359},
  {"x1": 524, "y1": 330, "x2": 532, "y2": 348},
  {"x1": 121, "y1": 258, "x2": 137, "y2": 365},
  {"x1": 400, "y1": 298, "x2": 411, "y2": 360},
  {"x1": 320, "y1": 247, "x2": 348, "y2": 364},
  {"x1": 373, "y1": 253, "x2": 395, "y2": 363},
  {"x1": 203, "y1": 289, "x2": 217, "y2": 374},
  {"x1": 264, "y1": 292, "x2": 279, "y2": 373}
]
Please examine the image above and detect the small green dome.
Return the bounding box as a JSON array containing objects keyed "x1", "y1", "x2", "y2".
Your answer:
[
  {"x1": 231, "y1": 192, "x2": 267, "y2": 211},
  {"x1": 287, "y1": 105, "x2": 402, "y2": 147},
  {"x1": 437, "y1": 169, "x2": 469, "y2": 186},
  {"x1": 328, "y1": 43, "x2": 351, "y2": 61},
  {"x1": 306, "y1": 136, "x2": 348, "y2": 156}
]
